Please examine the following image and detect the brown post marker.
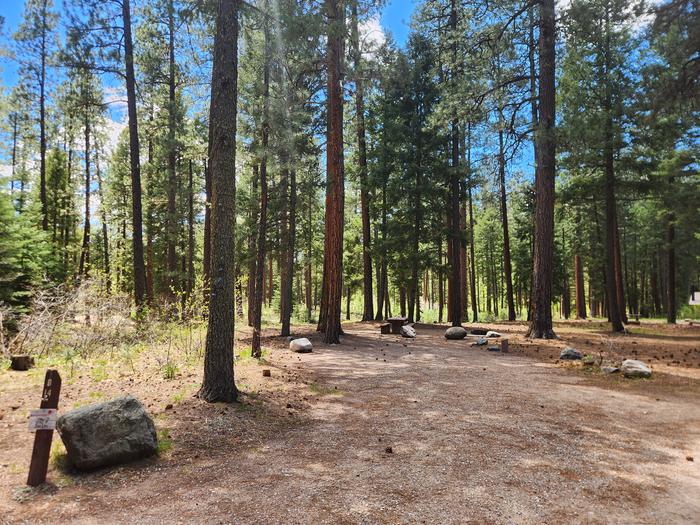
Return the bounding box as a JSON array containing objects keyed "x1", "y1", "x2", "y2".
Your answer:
[
  {"x1": 501, "y1": 339, "x2": 509, "y2": 353},
  {"x1": 27, "y1": 369, "x2": 61, "y2": 486}
]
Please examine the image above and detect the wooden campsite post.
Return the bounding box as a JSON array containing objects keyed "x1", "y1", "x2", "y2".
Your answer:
[{"x1": 27, "y1": 369, "x2": 61, "y2": 486}]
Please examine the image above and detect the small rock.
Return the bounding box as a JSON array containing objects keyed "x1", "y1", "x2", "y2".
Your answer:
[
  {"x1": 445, "y1": 326, "x2": 467, "y2": 340},
  {"x1": 487, "y1": 346, "x2": 500, "y2": 352},
  {"x1": 471, "y1": 338, "x2": 487, "y2": 346},
  {"x1": 262, "y1": 369, "x2": 271, "y2": 377},
  {"x1": 601, "y1": 366, "x2": 620, "y2": 374},
  {"x1": 289, "y1": 338, "x2": 313, "y2": 353},
  {"x1": 385, "y1": 446, "x2": 393, "y2": 454},
  {"x1": 687, "y1": 456, "x2": 694, "y2": 462},
  {"x1": 621, "y1": 359, "x2": 652, "y2": 378},
  {"x1": 560, "y1": 347, "x2": 583, "y2": 360},
  {"x1": 485, "y1": 331, "x2": 501, "y2": 338},
  {"x1": 401, "y1": 325, "x2": 416, "y2": 338},
  {"x1": 165, "y1": 404, "x2": 173, "y2": 410}
]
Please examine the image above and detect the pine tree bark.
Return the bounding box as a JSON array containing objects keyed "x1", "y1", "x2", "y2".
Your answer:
[
  {"x1": 198, "y1": 0, "x2": 239, "y2": 403},
  {"x1": 447, "y1": 0, "x2": 462, "y2": 327},
  {"x1": 574, "y1": 254, "x2": 586, "y2": 318},
  {"x1": 78, "y1": 92, "x2": 91, "y2": 277},
  {"x1": 247, "y1": 163, "x2": 259, "y2": 326},
  {"x1": 39, "y1": 1, "x2": 48, "y2": 231},
  {"x1": 319, "y1": 0, "x2": 345, "y2": 344},
  {"x1": 166, "y1": 0, "x2": 178, "y2": 300},
  {"x1": 122, "y1": 0, "x2": 147, "y2": 309},
  {"x1": 252, "y1": 14, "x2": 271, "y2": 358},
  {"x1": 96, "y1": 154, "x2": 110, "y2": 292},
  {"x1": 527, "y1": 0, "x2": 556, "y2": 338},
  {"x1": 187, "y1": 159, "x2": 195, "y2": 301},
  {"x1": 203, "y1": 159, "x2": 211, "y2": 304},
  {"x1": 281, "y1": 167, "x2": 297, "y2": 336},
  {"x1": 666, "y1": 192, "x2": 676, "y2": 323},
  {"x1": 498, "y1": 122, "x2": 516, "y2": 321},
  {"x1": 351, "y1": 1, "x2": 374, "y2": 321}
]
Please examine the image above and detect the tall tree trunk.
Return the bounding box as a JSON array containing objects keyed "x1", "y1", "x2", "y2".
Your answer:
[
  {"x1": 203, "y1": 159, "x2": 212, "y2": 304},
  {"x1": 279, "y1": 164, "x2": 289, "y2": 324},
  {"x1": 375, "y1": 184, "x2": 387, "y2": 320},
  {"x1": 166, "y1": 0, "x2": 178, "y2": 300},
  {"x1": 198, "y1": 0, "x2": 239, "y2": 403},
  {"x1": 666, "y1": 198, "x2": 676, "y2": 323},
  {"x1": 78, "y1": 95, "x2": 91, "y2": 277},
  {"x1": 145, "y1": 110, "x2": 155, "y2": 303},
  {"x1": 122, "y1": 0, "x2": 147, "y2": 310},
  {"x1": 466, "y1": 123, "x2": 478, "y2": 322},
  {"x1": 318, "y1": 0, "x2": 345, "y2": 344},
  {"x1": 574, "y1": 254, "x2": 586, "y2": 318},
  {"x1": 39, "y1": 2, "x2": 48, "y2": 231},
  {"x1": 527, "y1": 0, "x2": 556, "y2": 338},
  {"x1": 247, "y1": 163, "x2": 259, "y2": 326},
  {"x1": 613, "y1": 215, "x2": 627, "y2": 322},
  {"x1": 252, "y1": 12, "x2": 271, "y2": 358},
  {"x1": 281, "y1": 167, "x2": 297, "y2": 336},
  {"x1": 351, "y1": 1, "x2": 374, "y2": 321},
  {"x1": 447, "y1": 0, "x2": 462, "y2": 327},
  {"x1": 561, "y1": 226, "x2": 570, "y2": 319},
  {"x1": 187, "y1": 159, "x2": 195, "y2": 301},
  {"x1": 95, "y1": 154, "x2": 110, "y2": 293},
  {"x1": 498, "y1": 121, "x2": 516, "y2": 321}
]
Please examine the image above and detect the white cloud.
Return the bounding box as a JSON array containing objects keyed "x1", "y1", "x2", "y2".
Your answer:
[
  {"x1": 359, "y1": 15, "x2": 386, "y2": 57},
  {"x1": 104, "y1": 117, "x2": 127, "y2": 155}
]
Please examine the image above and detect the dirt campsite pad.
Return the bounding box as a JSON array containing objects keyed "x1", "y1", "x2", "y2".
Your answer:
[{"x1": 1, "y1": 321, "x2": 699, "y2": 524}]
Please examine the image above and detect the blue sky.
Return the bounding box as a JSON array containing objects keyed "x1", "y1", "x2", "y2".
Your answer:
[
  {"x1": 1, "y1": 0, "x2": 416, "y2": 92},
  {"x1": 381, "y1": 0, "x2": 418, "y2": 46}
]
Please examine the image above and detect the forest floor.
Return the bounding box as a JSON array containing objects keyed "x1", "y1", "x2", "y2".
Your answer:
[{"x1": 1, "y1": 319, "x2": 699, "y2": 524}]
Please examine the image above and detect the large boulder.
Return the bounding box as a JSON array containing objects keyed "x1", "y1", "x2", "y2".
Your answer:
[
  {"x1": 401, "y1": 325, "x2": 416, "y2": 338},
  {"x1": 621, "y1": 359, "x2": 652, "y2": 378},
  {"x1": 445, "y1": 326, "x2": 467, "y2": 340},
  {"x1": 559, "y1": 347, "x2": 583, "y2": 360},
  {"x1": 289, "y1": 338, "x2": 313, "y2": 353},
  {"x1": 57, "y1": 395, "x2": 157, "y2": 471}
]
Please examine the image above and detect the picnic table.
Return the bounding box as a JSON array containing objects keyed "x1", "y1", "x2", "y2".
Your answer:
[{"x1": 387, "y1": 316, "x2": 407, "y2": 335}]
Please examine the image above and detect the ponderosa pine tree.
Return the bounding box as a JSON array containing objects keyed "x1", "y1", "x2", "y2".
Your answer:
[
  {"x1": 527, "y1": 0, "x2": 556, "y2": 339},
  {"x1": 13, "y1": 0, "x2": 58, "y2": 232},
  {"x1": 318, "y1": 0, "x2": 345, "y2": 343},
  {"x1": 198, "y1": 0, "x2": 239, "y2": 403}
]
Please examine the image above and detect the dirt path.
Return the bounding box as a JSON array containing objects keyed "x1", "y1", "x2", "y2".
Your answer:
[{"x1": 2, "y1": 322, "x2": 699, "y2": 524}]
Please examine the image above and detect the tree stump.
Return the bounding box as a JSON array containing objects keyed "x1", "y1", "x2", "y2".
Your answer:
[
  {"x1": 11, "y1": 355, "x2": 34, "y2": 371},
  {"x1": 500, "y1": 339, "x2": 509, "y2": 353}
]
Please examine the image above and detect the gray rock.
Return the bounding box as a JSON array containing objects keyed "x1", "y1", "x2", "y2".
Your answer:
[
  {"x1": 602, "y1": 366, "x2": 620, "y2": 374},
  {"x1": 57, "y1": 395, "x2": 157, "y2": 471},
  {"x1": 400, "y1": 325, "x2": 416, "y2": 338},
  {"x1": 559, "y1": 347, "x2": 583, "y2": 360},
  {"x1": 289, "y1": 337, "x2": 313, "y2": 353},
  {"x1": 445, "y1": 326, "x2": 467, "y2": 340},
  {"x1": 487, "y1": 346, "x2": 500, "y2": 352},
  {"x1": 485, "y1": 330, "x2": 502, "y2": 338},
  {"x1": 470, "y1": 338, "x2": 488, "y2": 347},
  {"x1": 621, "y1": 359, "x2": 652, "y2": 378}
]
